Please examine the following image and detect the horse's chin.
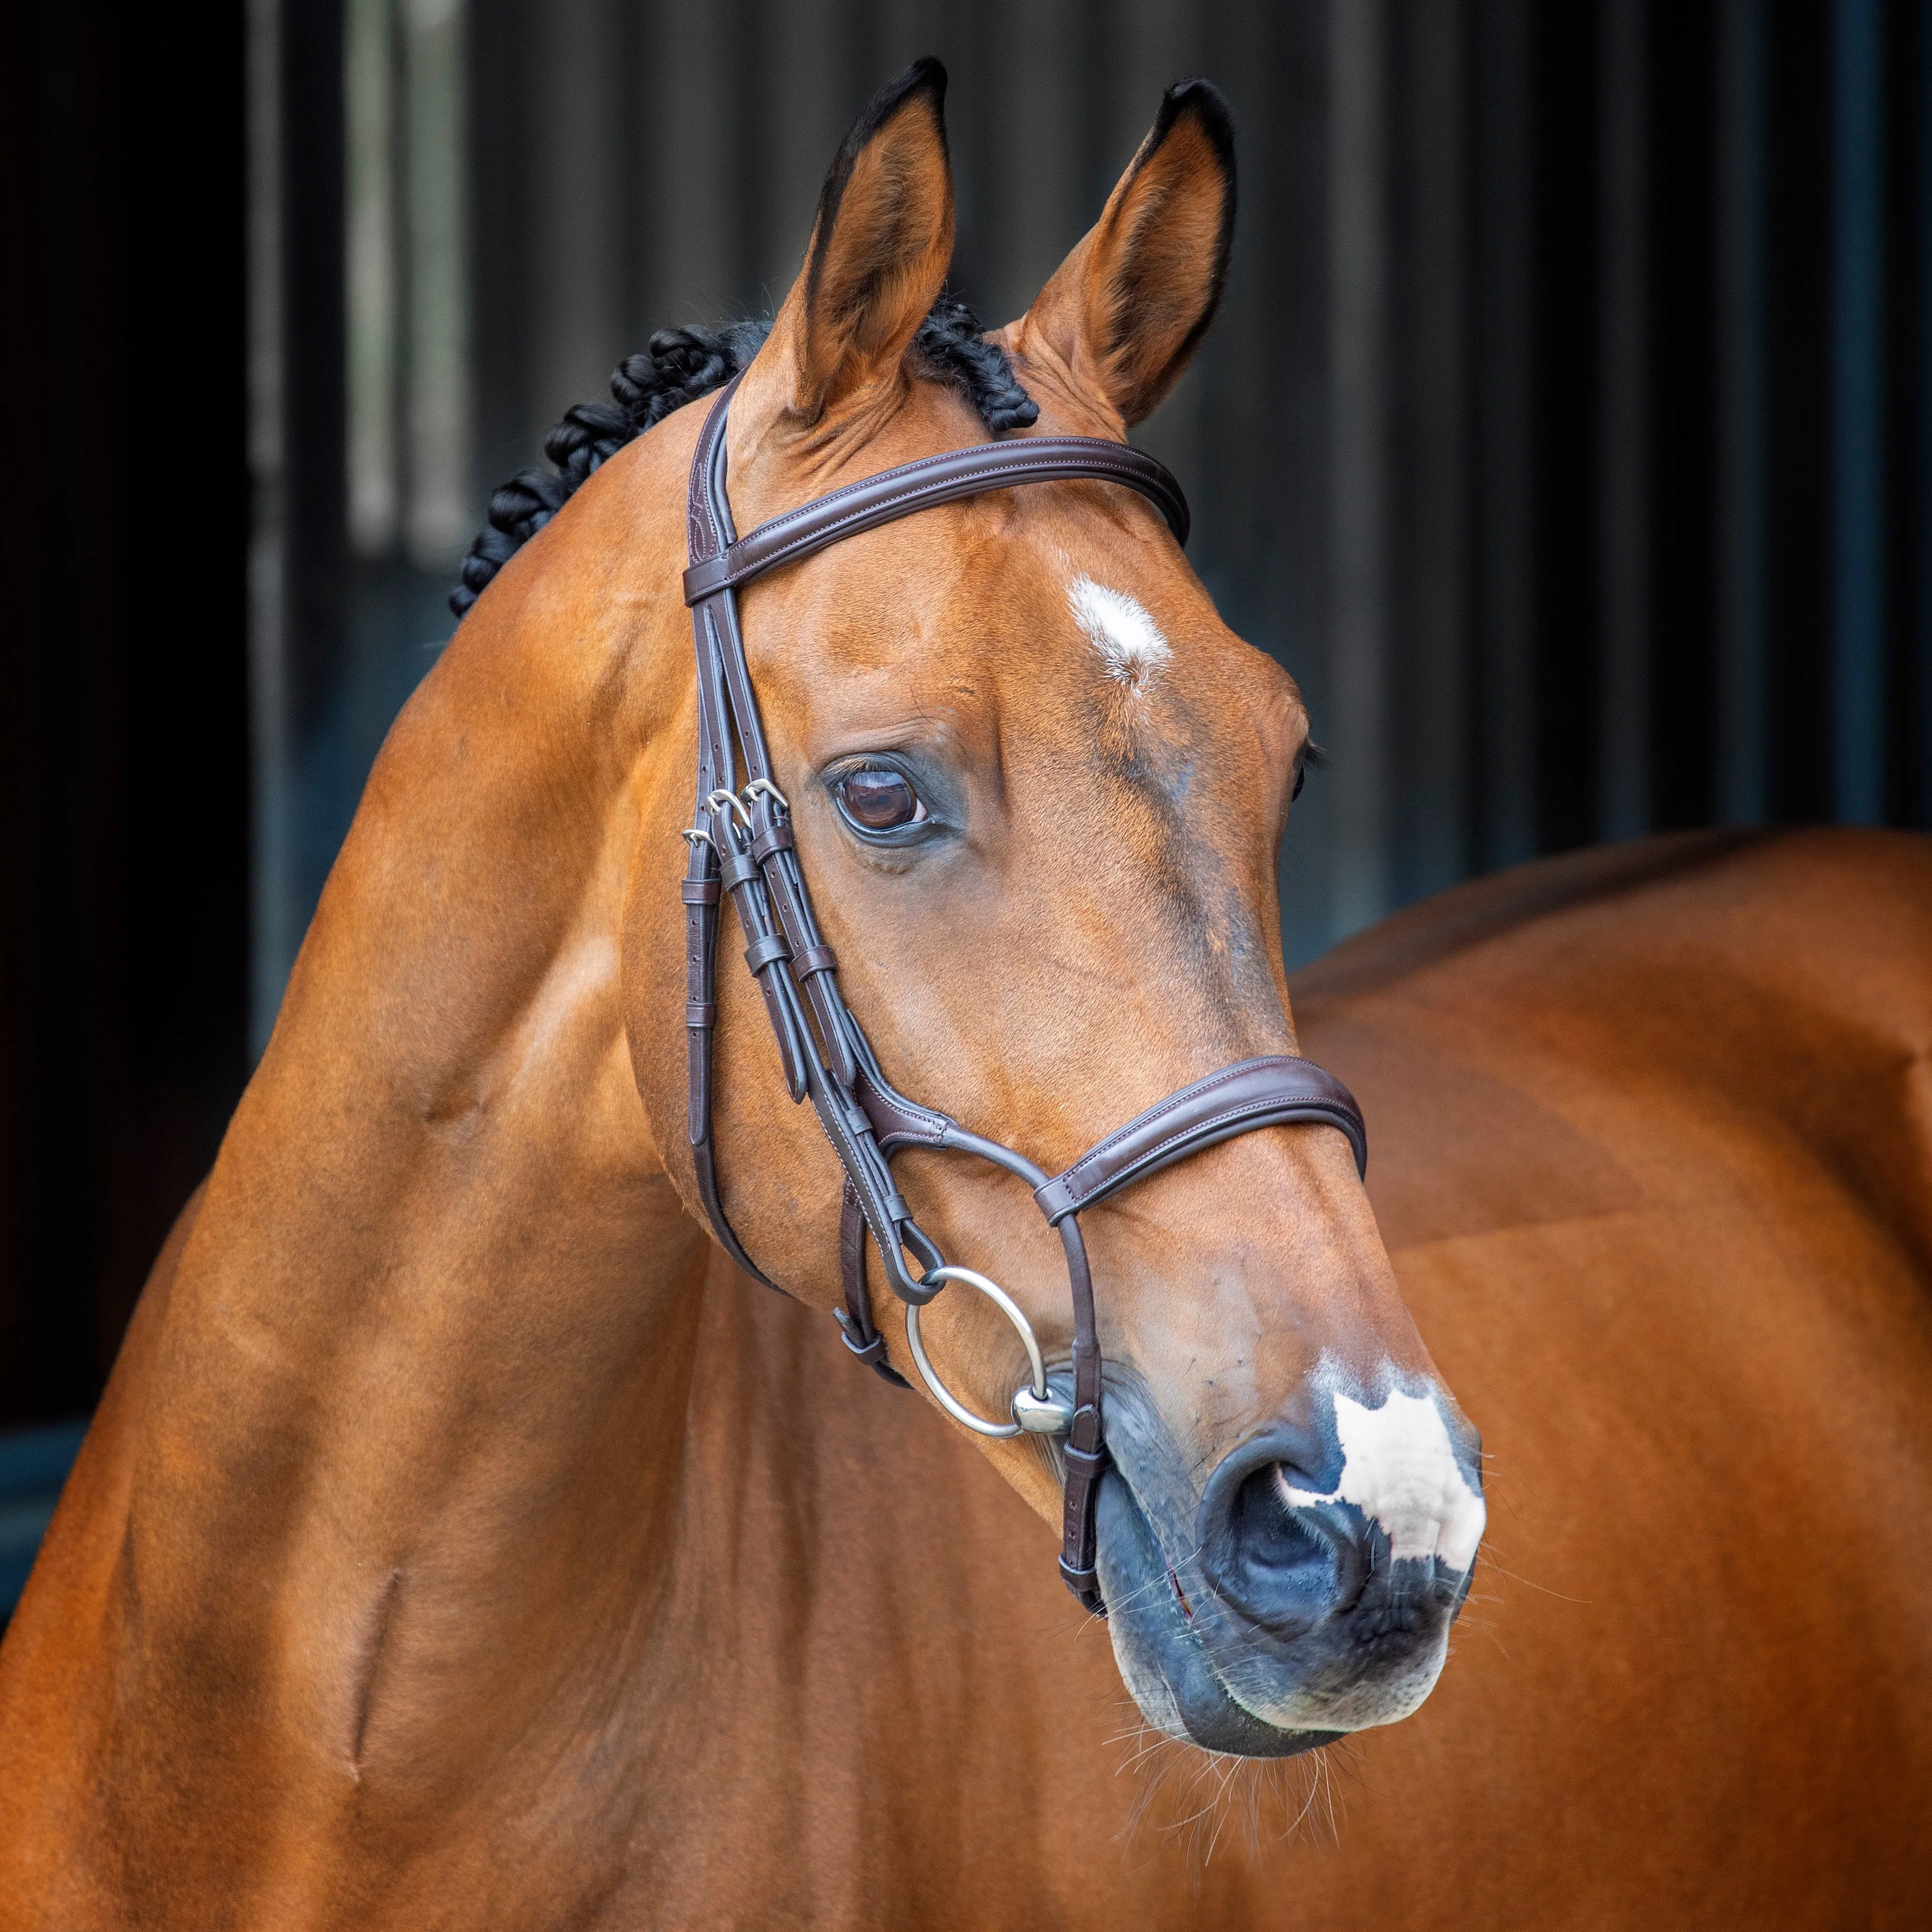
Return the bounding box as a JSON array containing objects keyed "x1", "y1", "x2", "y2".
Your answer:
[{"x1": 1094, "y1": 1468, "x2": 1446, "y2": 1759}]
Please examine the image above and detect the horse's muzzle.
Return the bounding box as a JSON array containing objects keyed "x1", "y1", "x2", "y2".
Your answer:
[{"x1": 1096, "y1": 1379, "x2": 1485, "y2": 1755}]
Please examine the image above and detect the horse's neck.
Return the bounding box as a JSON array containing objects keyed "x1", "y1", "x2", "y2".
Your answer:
[{"x1": 113, "y1": 497, "x2": 715, "y2": 1803}]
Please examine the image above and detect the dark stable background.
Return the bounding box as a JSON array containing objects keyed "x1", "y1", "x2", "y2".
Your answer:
[
  {"x1": 3, "y1": 0, "x2": 1930, "y2": 1448},
  {"x1": 1, "y1": 6, "x2": 247, "y2": 1431}
]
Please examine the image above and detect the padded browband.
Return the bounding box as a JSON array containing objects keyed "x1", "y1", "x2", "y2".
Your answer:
[{"x1": 683, "y1": 437, "x2": 1190, "y2": 605}]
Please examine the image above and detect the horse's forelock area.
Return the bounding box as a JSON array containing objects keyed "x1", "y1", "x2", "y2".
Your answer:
[{"x1": 450, "y1": 292, "x2": 1037, "y2": 619}]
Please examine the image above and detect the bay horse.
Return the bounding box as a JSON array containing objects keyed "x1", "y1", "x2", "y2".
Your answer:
[{"x1": 3, "y1": 62, "x2": 1929, "y2": 1929}]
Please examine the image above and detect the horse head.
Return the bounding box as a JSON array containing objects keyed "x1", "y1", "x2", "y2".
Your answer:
[{"x1": 614, "y1": 63, "x2": 1486, "y2": 1757}]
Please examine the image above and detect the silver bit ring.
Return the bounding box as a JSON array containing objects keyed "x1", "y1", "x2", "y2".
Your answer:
[{"x1": 904, "y1": 1267, "x2": 1072, "y2": 1439}]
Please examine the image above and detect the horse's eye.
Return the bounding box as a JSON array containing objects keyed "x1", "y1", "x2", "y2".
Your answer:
[
  {"x1": 1292, "y1": 762, "x2": 1307, "y2": 803},
  {"x1": 833, "y1": 765, "x2": 928, "y2": 834}
]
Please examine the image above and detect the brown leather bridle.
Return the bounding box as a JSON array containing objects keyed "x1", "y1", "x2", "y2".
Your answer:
[{"x1": 679, "y1": 378, "x2": 1367, "y2": 1613}]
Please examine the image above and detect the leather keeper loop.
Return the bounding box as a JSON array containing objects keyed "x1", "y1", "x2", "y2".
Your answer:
[
  {"x1": 681, "y1": 879, "x2": 721, "y2": 906},
  {"x1": 1061, "y1": 1441, "x2": 1109, "y2": 1480},
  {"x1": 792, "y1": 943, "x2": 838, "y2": 977},
  {"x1": 718, "y1": 850, "x2": 761, "y2": 892},
  {"x1": 685, "y1": 1001, "x2": 716, "y2": 1028},
  {"x1": 835, "y1": 1309, "x2": 885, "y2": 1364},
  {"x1": 1058, "y1": 1556, "x2": 1104, "y2": 1605},
  {"x1": 750, "y1": 822, "x2": 794, "y2": 862},
  {"x1": 743, "y1": 932, "x2": 792, "y2": 975}
]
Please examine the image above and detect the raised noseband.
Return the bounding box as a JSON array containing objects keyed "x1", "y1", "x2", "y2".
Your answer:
[
  {"x1": 678, "y1": 378, "x2": 1369, "y2": 1614},
  {"x1": 1033, "y1": 1056, "x2": 1367, "y2": 1224}
]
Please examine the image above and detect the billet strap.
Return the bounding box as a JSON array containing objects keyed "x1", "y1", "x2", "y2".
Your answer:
[
  {"x1": 836, "y1": 1178, "x2": 911, "y2": 1388},
  {"x1": 1033, "y1": 1056, "x2": 1367, "y2": 1225},
  {"x1": 683, "y1": 437, "x2": 1188, "y2": 606},
  {"x1": 839, "y1": 1073, "x2": 1114, "y2": 1615}
]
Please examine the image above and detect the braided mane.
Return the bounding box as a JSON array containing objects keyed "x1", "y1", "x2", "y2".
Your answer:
[{"x1": 450, "y1": 290, "x2": 1037, "y2": 618}]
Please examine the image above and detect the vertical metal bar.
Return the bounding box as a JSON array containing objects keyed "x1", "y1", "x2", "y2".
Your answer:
[
  {"x1": 1200, "y1": 2, "x2": 1333, "y2": 968},
  {"x1": 949, "y1": 0, "x2": 1001, "y2": 303},
  {"x1": 1328, "y1": 0, "x2": 1389, "y2": 937},
  {"x1": 1598, "y1": 0, "x2": 1649, "y2": 839},
  {"x1": 1917, "y1": 0, "x2": 1932, "y2": 827},
  {"x1": 732, "y1": 0, "x2": 773, "y2": 313},
  {"x1": 246, "y1": 0, "x2": 290, "y2": 1058},
  {"x1": 403, "y1": 0, "x2": 470, "y2": 565},
  {"x1": 760, "y1": 0, "x2": 845, "y2": 302},
  {"x1": 1473, "y1": 0, "x2": 1537, "y2": 869},
  {"x1": 1397, "y1": 0, "x2": 1468, "y2": 900},
  {"x1": 261, "y1": 0, "x2": 348, "y2": 1045},
  {"x1": 1830, "y1": 0, "x2": 1886, "y2": 823},
  {"x1": 613, "y1": 0, "x2": 650, "y2": 346},
  {"x1": 839, "y1": 0, "x2": 880, "y2": 133},
  {"x1": 387, "y1": 0, "x2": 413, "y2": 538},
  {"x1": 648, "y1": 0, "x2": 734, "y2": 322},
  {"x1": 345, "y1": 0, "x2": 398, "y2": 555},
  {"x1": 988, "y1": 0, "x2": 1082, "y2": 325},
  {"x1": 530, "y1": 0, "x2": 622, "y2": 431},
  {"x1": 467, "y1": 1, "x2": 533, "y2": 500},
  {"x1": 1716, "y1": 0, "x2": 1769, "y2": 824}
]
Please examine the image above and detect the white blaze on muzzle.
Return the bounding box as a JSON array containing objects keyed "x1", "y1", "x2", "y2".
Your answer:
[{"x1": 1278, "y1": 1388, "x2": 1486, "y2": 1572}]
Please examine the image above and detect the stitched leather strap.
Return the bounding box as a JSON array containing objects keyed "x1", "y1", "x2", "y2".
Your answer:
[
  {"x1": 683, "y1": 437, "x2": 1188, "y2": 605},
  {"x1": 1034, "y1": 1055, "x2": 1367, "y2": 1224}
]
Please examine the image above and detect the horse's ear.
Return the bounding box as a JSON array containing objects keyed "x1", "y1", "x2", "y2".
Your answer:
[
  {"x1": 741, "y1": 58, "x2": 954, "y2": 429},
  {"x1": 1003, "y1": 81, "x2": 1235, "y2": 430}
]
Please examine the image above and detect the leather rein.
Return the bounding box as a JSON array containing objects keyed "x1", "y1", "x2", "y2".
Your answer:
[{"x1": 679, "y1": 377, "x2": 1367, "y2": 1612}]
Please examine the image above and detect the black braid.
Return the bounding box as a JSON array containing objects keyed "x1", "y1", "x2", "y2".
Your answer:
[
  {"x1": 450, "y1": 294, "x2": 1037, "y2": 618},
  {"x1": 912, "y1": 289, "x2": 1038, "y2": 433}
]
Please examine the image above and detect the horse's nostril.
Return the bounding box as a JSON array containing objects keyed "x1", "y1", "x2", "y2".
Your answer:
[
  {"x1": 1232, "y1": 1467, "x2": 1329, "y2": 1574},
  {"x1": 1222, "y1": 1465, "x2": 1371, "y2": 1628}
]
